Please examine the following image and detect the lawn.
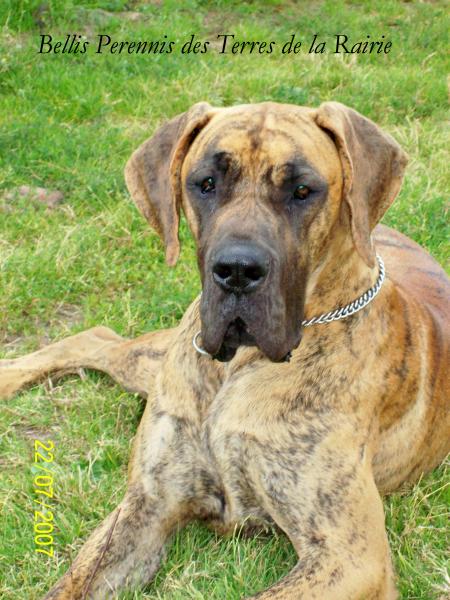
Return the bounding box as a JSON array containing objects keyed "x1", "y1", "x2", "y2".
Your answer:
[{"x1": 0, "y1": 1, "x2": 448, "y2": 598}]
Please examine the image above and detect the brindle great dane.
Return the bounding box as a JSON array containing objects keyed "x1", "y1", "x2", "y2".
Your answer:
[{"x1": 1, "y1": 102, "x2": 449, "y2": 599}]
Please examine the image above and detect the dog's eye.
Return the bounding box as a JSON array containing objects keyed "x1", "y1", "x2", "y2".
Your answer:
[
  {"x1": 293, "y1": 184, "x2": 310, "y2": 200},
  {"x1": 200, "y1": 177, "x2": 215, "y2": 194}
]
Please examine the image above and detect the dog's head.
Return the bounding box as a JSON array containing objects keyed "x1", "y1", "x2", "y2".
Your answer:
[{"x1": 125, "y1": 102, "x2": 407, "y2": 362}]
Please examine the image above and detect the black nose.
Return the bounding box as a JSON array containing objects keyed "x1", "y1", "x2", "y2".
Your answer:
[{"x1": 212, "y1": 243, "x2": 269, "y2": 294}]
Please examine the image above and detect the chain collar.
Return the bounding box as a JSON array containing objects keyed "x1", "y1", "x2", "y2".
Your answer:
[
  {"x1": 193, "y1": 254, "x2": 385, "y2": 357},
  {"x1": 301, "y1": 253, "x2": 385, "y2": 327}
]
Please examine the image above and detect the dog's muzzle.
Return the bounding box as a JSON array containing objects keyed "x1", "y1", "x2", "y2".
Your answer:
[{"x1": 198, "y1": 240, "x2": 293, "y2": 362}]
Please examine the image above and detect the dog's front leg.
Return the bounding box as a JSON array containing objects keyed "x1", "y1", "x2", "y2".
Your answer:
[
  {"x1": 44, "y1": 398, "x2": 201, "y2": 600},
  {"x1": 44, "y1": 485, "x2": 180, "y2": 600},
  {"x1": 245, "y1": 417, "x2": 397, "y2": 600}
]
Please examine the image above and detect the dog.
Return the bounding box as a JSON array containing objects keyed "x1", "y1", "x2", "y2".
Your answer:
[{"x1": 1, "y1": 101, "x2": 449, "y2": 599}]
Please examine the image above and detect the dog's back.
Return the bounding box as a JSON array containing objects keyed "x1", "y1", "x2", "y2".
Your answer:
[{"x1": 373, "y1": 224, "x2": 449, "y2": 492}]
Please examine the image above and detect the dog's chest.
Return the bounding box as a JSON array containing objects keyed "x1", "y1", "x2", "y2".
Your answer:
[
  {"x1": 161, "y1": 343, "x2": 344, "y2": 529},
  {"x1": 199, "y1": 422, "x2": 272, "y2": 531}
]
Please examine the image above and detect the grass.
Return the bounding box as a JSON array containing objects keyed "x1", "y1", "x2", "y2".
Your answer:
[{"x1": 0, "y1": 1, "x2": 448, "y2": 598}]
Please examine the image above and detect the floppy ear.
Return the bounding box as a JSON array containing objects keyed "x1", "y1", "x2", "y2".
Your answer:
[
  {"x1": 315, "y1": 102, "x2": 408, "y2": 267},
  {"x1": 124, "y1": 102, "x2": 213, "y2": 266}
]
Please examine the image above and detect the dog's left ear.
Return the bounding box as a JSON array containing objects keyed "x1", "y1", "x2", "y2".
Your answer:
[
  {"x1": 125, "y1": 102, "x2": 213, "y2": 266},
  {"x1": 315, "y1": 102, "x2": 408, "y2": 267}
]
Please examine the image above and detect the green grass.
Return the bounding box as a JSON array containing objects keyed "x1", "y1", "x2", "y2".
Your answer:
[{"x1": 0, "y1": 1, "x2": 448, "y2": 598}]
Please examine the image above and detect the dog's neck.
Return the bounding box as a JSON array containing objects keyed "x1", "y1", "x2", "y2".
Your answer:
[{"x1": 303, "y1": 244, "x2": 379, "y2": 323}]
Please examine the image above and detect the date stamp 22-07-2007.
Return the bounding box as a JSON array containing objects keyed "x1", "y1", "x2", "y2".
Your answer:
[{"x1": 33, "y1": 440, "x2": 56, "y2": 557}]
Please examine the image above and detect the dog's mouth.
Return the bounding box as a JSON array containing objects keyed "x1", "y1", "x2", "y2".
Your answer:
[
  {"x1": 212, "y1": 317, "x2": 257, "y2": 362},
  {"x1": 199, "y1": 270, "x2": 305, "y2": 363},
  {"x1": 199, "y1": 301, "x2": 300, "y2": 363}
]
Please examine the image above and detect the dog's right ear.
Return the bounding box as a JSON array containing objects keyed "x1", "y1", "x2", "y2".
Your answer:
[
  {"x1": 315, "y1": 102, "x2": 408, "y2": 268},
  {"x1": 125, "y1": 102, "x2": 213, "y2": 266}
]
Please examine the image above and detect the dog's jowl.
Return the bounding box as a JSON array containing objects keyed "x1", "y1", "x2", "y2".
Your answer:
[{"x1": 1, "y1": 102, "x2": 448, "y2": 599}]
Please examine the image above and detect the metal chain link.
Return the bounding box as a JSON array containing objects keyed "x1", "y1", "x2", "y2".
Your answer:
[{"x1": 301, "y1": 254, "x2": 385, "y2": 327}]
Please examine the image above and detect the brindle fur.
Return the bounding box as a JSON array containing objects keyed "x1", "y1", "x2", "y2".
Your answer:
[{"x1": 1, "y1": 102, "x2": 449, "y2": 599}]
